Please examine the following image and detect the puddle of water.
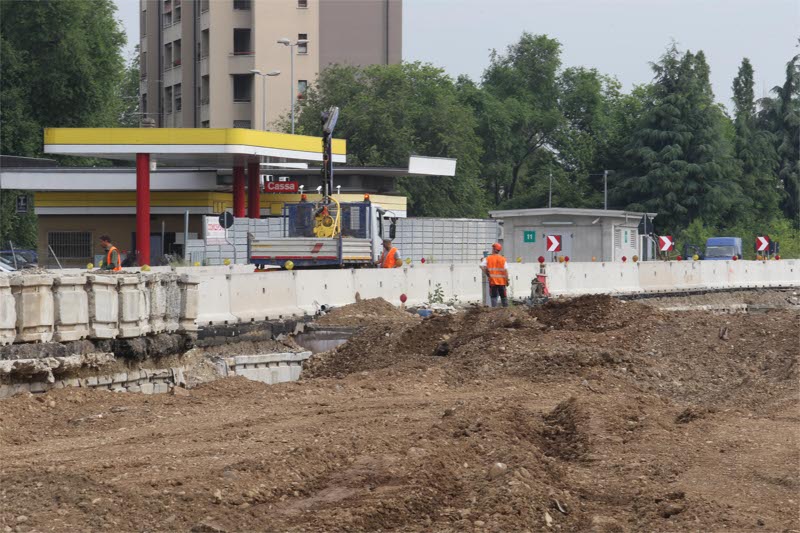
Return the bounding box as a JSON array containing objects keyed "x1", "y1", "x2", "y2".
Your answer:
[{"x1": 295, "y1": 330, "x2": 354, "y2": 353}]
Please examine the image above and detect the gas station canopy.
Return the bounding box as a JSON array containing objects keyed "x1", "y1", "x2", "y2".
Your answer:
[{"x1": 43, "y1": 128, "x2": 347, "y2": 167}]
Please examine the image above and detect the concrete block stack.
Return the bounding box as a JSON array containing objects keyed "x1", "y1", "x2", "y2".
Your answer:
[
  {"x1": 52, "y1": 275, "x2": 90, "y2": 342},
  {"x1": 0, "y1": 277, "x2": 16, "y2": 345},
  {"x1": 10, "y1": 275, "x2": 54, "y2": 343},
  {"x1": 86, "y1": 274, "x2": 120, "y2": 338}
]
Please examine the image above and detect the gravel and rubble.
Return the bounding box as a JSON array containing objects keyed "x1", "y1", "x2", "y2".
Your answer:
[{"x1": 0, "y1": 292, "x2": 798, "y2": 532}]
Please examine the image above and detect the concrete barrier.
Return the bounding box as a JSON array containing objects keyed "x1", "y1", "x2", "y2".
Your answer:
[
  {"x1": 118, "y1": 275, "x2": 150, "y2": 337},
  {"x1": 353, "y1": 268, "x2": 406, "y2": 303},
  {"x1": 86, "y1": 274, "x2": 119, "y2": 338},
  {"x1": 229, "y1": 271, "x2": 302, "y2": 322},
  {"x1": 178, "y1": 274, "x2": 199, "y2": 331},
  {"x1": 52, "y1": 275, "x2": 89, "y2": 342},
  {"x1": 505, "y1": 264, "x2": 539, "y2": 300},
  {"x1": 294, "y1": 269, "x2": 356, "y2": 314},
  {"x1": 194, "y1": 273, "x2": 236, "y2": 325},
  {"x1": 451, "y1": 265, "x2": 484, "y2": 303},
  {"x1": 10, "y1": 275, "x2": 54, "y2": 343},
  {"x1": 0, "y1": 277, "x2": 16, "y2": 345}
]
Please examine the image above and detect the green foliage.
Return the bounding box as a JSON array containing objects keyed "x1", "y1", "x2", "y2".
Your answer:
[
  {"x1": 0, "y1": 191, "x2": 37, "y2": 249},
  {"x1": 293, "y1": 62, "x2": 487, "y2": 217},
  {"x1": 678, "y1": 216, "x2": 800, "y2": 259},
  {"x1": 427, "y1": 283, "x2": 445, "y2": 305},
  {"x1": 619, "y1": 45, "x2": 741, "y2": 232}
]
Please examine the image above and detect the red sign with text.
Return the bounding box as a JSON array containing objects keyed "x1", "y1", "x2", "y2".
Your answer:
[{"x1": 265, "y1": 181, "x2": 299, "y2": 193}]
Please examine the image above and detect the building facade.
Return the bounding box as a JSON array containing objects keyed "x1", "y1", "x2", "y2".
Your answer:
[{"x1": 139, "y1": 0, "x2": 402, "y2": 130}]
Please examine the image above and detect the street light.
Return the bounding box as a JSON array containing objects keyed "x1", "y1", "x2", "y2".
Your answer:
[
  {"x1": 277, "y1": 37, "x2": 309, "y2": 134},
  {"x1": 249, "y1": 69, "x2": 281, "y2": 131}
]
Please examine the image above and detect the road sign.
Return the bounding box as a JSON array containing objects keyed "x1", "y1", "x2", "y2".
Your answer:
[
  {"x1": 756, "y1": 236, "x2": 770, "y2": 252},
  {"x1": 658, "y1": 235, "x2": 675, "y2": 252},
  {"x1": 265, "y1": 181, "x2": 299, "y2": 193},
  {"x1": 218, "y1": 211, "x2": 234, "y2": 229},
  {"x1": 523, "y1": 230, "x2": 536, "y2": 243},
  {"x1": 546, "y1": 235, "x2": 562, "y2": 252},
  {"x1": 637, "y1": 214, "x2": 654, "y2": 235}
]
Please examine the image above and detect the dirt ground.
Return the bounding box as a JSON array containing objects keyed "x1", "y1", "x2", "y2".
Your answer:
[{"x1": 1, "y1": 295, "x2": 798, "y2": 533}]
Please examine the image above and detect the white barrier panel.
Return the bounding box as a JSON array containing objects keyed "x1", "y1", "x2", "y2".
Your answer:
[
  {"x1": 424, "y1": 265, "x2": 457, "y2": 302},
  {"x1": 451, "y1": 265, "x2": 483, "y2": 303},
  {"x1": 404, "y1": 266, "x2": 432, "y2": 306},
  {"x1": 353, "y1": 268, "x2": 407, "y2": 304},
  {"x1": 229, "y1": 271, "x2": 302, "y2": 322},
  {"x1": 195, "y1": 273, "x2": 237, "y2": 325},
  {"x1": 52, "y1": 275, "x2": 89, "y2": 342},
  {"x1": 506, "y1": 264, "x2": 539, "y2": 300},
  {"x1": 10, "y1": 275, "x2": 54, "y2": 343},
  {"x1": 118, "y1": 275, "x2": 150, "y2": 337},
  {"x1": 86, "y1": 275, "x2": 119, "y2": 338},
  {"x1": 0, "y1": 277, "x2": 16, "y2": 345},
  {"x1": 294, "y1": 269, "x2": 356, "y2": 314},
  {"x1": 638, "y1": 262, "x2": 676, "y2": 292}
]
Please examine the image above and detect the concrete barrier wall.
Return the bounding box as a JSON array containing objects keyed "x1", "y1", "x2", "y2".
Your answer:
[
  {"x1": 1, "y1": 260, "x2": 798, "y2": 342},
  {"x1": 0, "y1": 271, "x2": 202, "y2": 344}
]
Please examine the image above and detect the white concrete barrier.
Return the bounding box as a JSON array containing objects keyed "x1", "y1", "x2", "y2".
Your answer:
[
  {"x1": 294, "y1": 269, "x2": 356, "y2": 314},
  {"x1": 505, "y1": 264, "x2": 539, "y2": 300},
  {"x1": 178, "y1": 274, "x2": 199, "y2": 331},
  {"x1": 194, "y1": 273, "x2": 236, "y2": 325},
  {"x1": 52, "y1": 275, "x2": 89, "y2": 342},
  {"x1": 229, "y1": 271, "x2": 302, "y2": 321},
  {"x1": 0, "y1": 277, "x2": 16, "y2": 345},
  {"x1": 10, "y1": 275, "x2": 54, "y2": 343},
  {"x1": 118, "y1": 275, "x2": 150, "y2": 337},
  {"x1": 404, "y1": 266, "x2": 433, "y2": 306},
  {"x1": 353, "y1": 268, "x2": 406, "y2": 304},
  {"x1": 86, "y1": 274, "x2": 119, "y2": 338}
]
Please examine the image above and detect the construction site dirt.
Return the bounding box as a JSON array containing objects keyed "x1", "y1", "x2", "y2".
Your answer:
[{"x1": 1, "y1": 294, "x2": 798, "y2": 533}]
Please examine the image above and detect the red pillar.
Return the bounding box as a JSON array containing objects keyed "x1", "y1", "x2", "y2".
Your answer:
[
  {"x1": 247, "y1": 160, "x2": 261, "y2": 219},
  {"x1": 233, "y1": 165, "x2": 246, "y2": 218},
  {"x1": 135, "y1": 153, "x2": 151, "y2": 266}
]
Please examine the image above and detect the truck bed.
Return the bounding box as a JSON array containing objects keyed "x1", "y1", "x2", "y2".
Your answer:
[{"x1": 251, "y1": 238, "x2": 373, "y2": 268}]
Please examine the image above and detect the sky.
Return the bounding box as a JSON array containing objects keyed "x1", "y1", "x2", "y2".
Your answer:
[{"x1": 114, "y1": 0, "x2": 798, "y2": 109}]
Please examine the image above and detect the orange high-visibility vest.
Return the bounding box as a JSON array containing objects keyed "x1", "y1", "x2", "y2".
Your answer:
[
  {"x1": 486, "y1": 254, "x2": 508, "y2": 286},
  {"x1": 380, "y1": 247, "x2": 399, "y2": 268},
  {"x1": 106, "y1": 246, "x2": 122, "y2": 271}
]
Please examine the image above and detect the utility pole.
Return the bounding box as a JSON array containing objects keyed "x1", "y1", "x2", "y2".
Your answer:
[
  {"x1": 548, "y1": 170, "x2": 553, "y2": 208},
  {"x1": 603, "y1": 170, "x2": 609, "y2": 210}
]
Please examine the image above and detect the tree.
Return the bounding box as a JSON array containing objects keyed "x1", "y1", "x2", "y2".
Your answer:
[
  {"x1": 758, "y1": 54, "x2": 800, "y2": 222},
  {"x1": 731, "y1": 58, "x2": 780, "y2": 218},
  {"x1": 0, "y1": 0, "x2": 128, "y2": 249},
  {"x1": 619, "y1": 45, "x2": 741, "y2": 231},
  {"x1": 118, "y1": 48, "x2": 141, "y2": 128},
  {"x1": 480, "y1": 33, "x2": 564, "y2": 203},
  {"x1": 0, "y1": 0, "x2": 127, "y2": 156},
  {"x1": 293, "y1": 62, "x2": 487, "y2": 217}
]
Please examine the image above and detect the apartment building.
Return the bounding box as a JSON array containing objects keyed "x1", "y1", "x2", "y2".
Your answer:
[{"x1": 139, "y1": 0, "x2": 402, "y2": 130}]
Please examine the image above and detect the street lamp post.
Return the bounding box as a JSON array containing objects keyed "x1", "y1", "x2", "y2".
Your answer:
[
  {"x1": 277, "y1": 37, "x2": 309, "y2": 134},
  {"x1": 249, "y1": 69, "x2": 281, "y2": 131}
]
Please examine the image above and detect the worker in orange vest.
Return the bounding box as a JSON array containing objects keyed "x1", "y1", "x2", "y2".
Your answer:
[
  {"x1": 99, "y1": 235, "x2": 122, "y2": 271},
  {"x1": 480, "y1": 242, "x2": 509, "y2": 307},
  {"x1": 377, "y1": 239, "x2": 402, "y2": 268}
]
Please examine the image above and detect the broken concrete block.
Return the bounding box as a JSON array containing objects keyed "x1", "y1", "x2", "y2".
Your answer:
[{"x1": 139, "y1": 383, "x2": 155, "y2": 394}]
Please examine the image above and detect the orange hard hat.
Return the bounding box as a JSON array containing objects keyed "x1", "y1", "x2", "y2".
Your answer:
[{"x1": 492, "y1": 243, "x2": 502, "y2": 252}]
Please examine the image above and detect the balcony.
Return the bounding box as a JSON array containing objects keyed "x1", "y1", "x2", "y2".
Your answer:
[{"x1": 228, "y1": 53, "x2": 255, "y2": 74}]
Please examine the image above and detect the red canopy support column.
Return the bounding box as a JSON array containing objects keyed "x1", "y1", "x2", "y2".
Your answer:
[
  {"x1": 233, "y1": 164, "x2": 246, "y2": 218},
  {"x1": 247, "y1": 160, "x2": 261, "y2": 219},
  {"x1": 135, "y1": 153, "x2": 151, "y2": 266}
]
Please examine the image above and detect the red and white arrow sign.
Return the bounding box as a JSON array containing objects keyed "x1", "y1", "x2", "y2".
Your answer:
[
  {"x1": 756, "y1": 236, "x2": 770, "y2": 252},
  {"x1": 546, "y1": 235, "x2": 562, "y2": 252},
  {"x1": 658, "y1": 235, "x2": 674, "y2": 252}
]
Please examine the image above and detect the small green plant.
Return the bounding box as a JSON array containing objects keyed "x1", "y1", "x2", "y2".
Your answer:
[{"x1": 427, "y1": 283, "x2": 445, "y2": 304}]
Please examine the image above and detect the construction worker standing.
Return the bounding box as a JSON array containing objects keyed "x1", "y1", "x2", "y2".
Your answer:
[
  {"x1": 377, "y1": 238, "x2": 402, "y2": 268},
  {"x1": 99, "y1": 235, "x2": 122, "y2": 271},
  {"x1": 481, "y1": 243, "x2": 509, "y2": 307}
]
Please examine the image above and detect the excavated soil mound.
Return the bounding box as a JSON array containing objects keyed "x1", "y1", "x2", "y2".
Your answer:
[
  {"x1": 532, "y1": 294, "x2": 658, "y2": 331},
  {"x1": 315, "y1": 297, "x2": 420, "y2": 326}
]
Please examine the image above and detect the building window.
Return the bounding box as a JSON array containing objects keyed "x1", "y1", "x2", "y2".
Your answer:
[
  {"x1": 173, "y1": 39, "x2": 182, "y2": 66},
  {"x1": 141, "y1": 9, "x2": 147, "y2": 36},
  {"x1": 297, "y1": 80, "x2": 308, "y2": 99},
  {"x1": 232, "y1": 74, "x2": 252, "y2": 102},
  {"x1": 164, "y1": 42, "x2": 173, "y2": 68},
  {"x1": 174, "y1": 84, "x2": 182, "y2": 111},
  {"x1": 201, "y1": 29, "x2": 209, "y2": 58},
  {"x1": 233, "y1": 0, "x2": 251, "y2": 9},
  {"x1": 48, "y1": 232, "x2": 92, "y2": 260},
  {"x1": 297, "y1": 0, "x2": 308, "y2": 7},
  {"x1": 201, "y1": 75, "x2": 210, "y2": 104},
  {"x1": 165, "y1": 86, "x2": 173, "y2": 113},
  {"x1": 141, "y1": 51, "x2": 147, "y2": 79},
  {"x1": 297, "y1": 33, "x2": 308, "y2": 54},
  {"x1": 201, "y1": 120, "x2": 210, "y2": 128},
  {"x1": 233, "y1": 28, "x2": 252, "y2": 55},
  {"x1": 200, "y1": 0, "x2": 209, "y2": 13},
  {"x1": 16, "y1": 195, "x2": 28, "y2": 214},
  {"x1": 233, "y1": 120, "x2": 251, "y2": 129},
  {"x1": 142, "y1": 94, "x2": 148, "y2": 117},
  {"x1": 174, "y1": 0, "x2": 181, "y2": 23}
]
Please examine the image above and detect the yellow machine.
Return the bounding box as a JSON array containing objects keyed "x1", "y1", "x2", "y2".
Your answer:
[{"x1": 312, "y1": 196, "x2": 342, "y2": 238}]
